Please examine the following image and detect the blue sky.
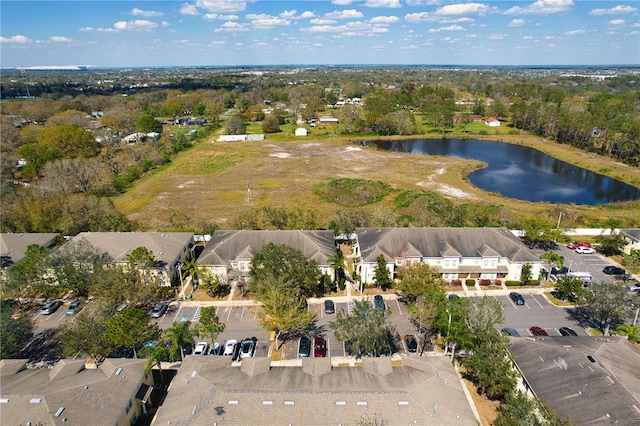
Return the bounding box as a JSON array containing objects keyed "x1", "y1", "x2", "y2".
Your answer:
[{"x1": 1, "y1": 1, "x2": 638, "y2": 67}]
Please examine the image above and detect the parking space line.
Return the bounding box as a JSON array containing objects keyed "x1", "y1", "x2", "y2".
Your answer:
[
  {"x1": 530, "y1": 294, "x2": 545, "y2": 309},
  {"x1": 192, "y1": 307, "x2": 200, "y2": 321},
  {"x1": 240, "y1": 306, "x2": 246, "y2": 320},
  {"x1": 225, "y1": 306, "x2": 233, "y2": 321},
  {"x1": 395, "y1": 299, "x2": 403, "y2": 315},
  {"x1": 173, "y1": 307, "x2": 183, "y2": 322}
]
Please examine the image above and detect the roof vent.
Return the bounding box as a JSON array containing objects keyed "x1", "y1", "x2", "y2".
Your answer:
[
  {"x1": 0, "y1": 398, "x2": 9, "y2": 403},
  {"x1": 587, "y1": 355, "x2": 596, "y2": 363},
  {"x1": 55, "y1": 407, "x2": 65, "y2": 417},
  {"x1": 29, "y1": 398, "x2": 41, "y2": 404},
  {"x1": 115, "y1": 367, "x2": 123, "y2": 375}
]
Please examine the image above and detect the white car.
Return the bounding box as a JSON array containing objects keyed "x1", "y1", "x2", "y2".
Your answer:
[
  {"x1": 223, "y1": 340, "x2": 239, "y2": 356},
  {"x1": 193, "y1": 342, "x2": 208, "y2": 355},
  {"x1": 575, "y1": 246, "x2": 596, "y2": 254}
]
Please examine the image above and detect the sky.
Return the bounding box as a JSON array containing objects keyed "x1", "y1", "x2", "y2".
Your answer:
[{"x1": 1, "y1": 1, "x2": 639, "y2": 68}]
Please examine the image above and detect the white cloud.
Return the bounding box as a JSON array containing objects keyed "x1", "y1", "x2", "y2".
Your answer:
[
  {"x1": 113, "y1": 20, "x2": 158, "y2": 31},
  {"x1": 428, "y1": 24, "x2": 466, "y2": 32},
  {"x1": 0, "y1": 34, "x2": 32, "y2": 44},
  {"x1": 332, "y1": 0, "x2": 355, "y2": 5},
  {"x1": 364, "y1": 0, "x2": 402, "y2": 8},
  {"x1": 180, "y1": 4, "x2": 200, "y2": 16},
  {"x1": 521, "y1": 35, "x2": 534, "y2": 39},
  {"x1": 281, "y1": 10, "x2": 297, "y2": 18},
  {"x1": 195, "y1": 1, "x2": 247, "y2": 13},
  {"x1": 325, "y1": 9, "x2": 364, "y2": 19},
  {"x1": 505, "y1": 0, "x2": 574, "y2": 15},
  {"x1": 406, "y1": 0, "x2": 441, "y2": 5},
  {"x1": 404, "y1": 12, "x2": 434, "y2": 23},
  {"x1": 162, "y1": 21, "x2": 171, "y2": 27},
  {"x1": 49, "y1": 36, "x2": 73, "y2": 42},
  {"x1": 246, "y1": 14, "x2": 292, "y2": 29},
  {"x1": 310, "y1": 18, "x2": 337, "y2": 25},
  {"x1": 370, "y1": 15, "x2": 400, "y2": 24},
  {"x1": 590, "y1": 5, "x2": 637, "y2": 16},
  {"x1": 435, "y1": 3, "x2": 490, "y2": 16},
  {"x1": 488, "y1": 34, "x2": 506, "y2": 40},
  {"x1": 439, "y1": 17, "x2": 475, "y2": 24},
  {"x1": 131, "y1": 8, "x2": 164, "y2": 17},
  {"x1": 508, "y1": 19, "x2": 526, "y2": 27},
  {"x1": 609, "y1": 19, "x2": 626, "y2": 26},
  {"x1": 300, "y1": 11, "x2": 315, "y2": 19},
  {"x1": 214, "y1": 21, "x2": 246, "y2": 32},
  {"x1": 565, "y1": 29, "x2": 585, "y2": 35},
  {"x1": 301, "y1": 21, "x2": 374, "y2": 34}
]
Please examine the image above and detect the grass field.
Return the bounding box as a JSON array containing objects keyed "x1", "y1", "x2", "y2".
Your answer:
[{"x1": 112, "y1": 129, "x2": 640, "y2": 231}]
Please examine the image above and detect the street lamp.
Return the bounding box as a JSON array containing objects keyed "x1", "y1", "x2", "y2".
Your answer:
[{"x1": 176, "y1": 262, "x2": 185, "y2": 300}]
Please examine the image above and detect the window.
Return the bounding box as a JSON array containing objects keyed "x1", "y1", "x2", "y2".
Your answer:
[
  {"x1": 125, "y1": 399, "x2": 133, "y2": 415},
  {"x1": 443, "y1": 273, "x2": 458, "y2": 280},
  {"x1": 443, "y1": 258, "x2": 458, "y2": 268}
]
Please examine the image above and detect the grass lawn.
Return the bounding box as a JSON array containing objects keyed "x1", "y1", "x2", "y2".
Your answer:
[{"x1": 112, "y1": 129, "x2": 640, "y2": 231}]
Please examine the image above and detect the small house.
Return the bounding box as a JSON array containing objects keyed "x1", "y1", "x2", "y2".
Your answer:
[
  {"x1": 294, "y1": 128, "x2": 308, "y2": 137},
  {"x1": 485, "y1": 117, "x2": 501, "y2": 127}
]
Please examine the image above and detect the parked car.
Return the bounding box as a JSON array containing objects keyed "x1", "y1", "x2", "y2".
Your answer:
[
  {"x1": 509, "y1": 292, "x2": 525, "y2": 306},
  {"x1": 66, "y1": 300, "x2": 81, "y2": 315},
  {"x1": 530, "y1": 326, "x2": 549, "y2": 336},
  {"x1": 603, "y1": 266, "x2": 626, "y2": 275},
  {"x1": 551, "y1": 266, "x2": 569, "y2": 276},
  {"x1": 575, "y1": 246, "x2": 596, "y2": 254},
  {"x1": 324, "y1": 299, "x2": 335, "y2": 314},
  {"x1": 373, "y1": 295, "x2": 386, "y2": 310},
  {"x1": 209, "y1": 342, "x2": 223, "y2": 355},
  {"x1": 151, "y1": 302, "x2": 168, "y2": 318},
  {"x1": 314, "y1": 337, "x2": 326, "y2": 357},
  {"x1": 501, "y1": 327, "x2": 520, "y2": 337},
  {"x1": 448, "y1": 294, "x2": 460, "y2": 301},
  {"x1": 626, "y1": 284, "x2": 640, "y2": 292},
  {"x1": 41, "y1": 300, "x2": 62, "y2": 315},
  {"x1": 559, "y1": 327, "x2": 578, "y2": 336},
  {"x1": 240, "y1": 337, "x2": 257, "y2": 359},
  {"x1": 405, "y1": 335, "x2": 418, "y2": 352},
  {"x1": 224, "y1": 340, "x2": 239, "y2": 356},
  {"x1": 194, "y1": 342, "x2": 209, "y2": 355},
  {"x1": 298, "y1": 336, "x2": 311, "y2": 357},
  {"x1": 567, "y1": 242, "x2": 590, "y2": 249}
]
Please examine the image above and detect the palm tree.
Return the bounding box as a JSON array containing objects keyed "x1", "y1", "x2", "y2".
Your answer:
[
  {"x1": 163, "y1": 321, "x2": 195, "y2": 362},
  {"x1": 615, "y1": 324, "x2": 640, "y2": 343},
  {"x1": 143, "y1": 344, "x2": 168, "y2": 387},
  {"x1": 540, "y1": 251, "x2": 564, "y2": 278},
  {"x1": 181, "y1": 258, "x2": 200, "y2": 284},
  {"x1": 444, "y1": 321, "x2": 474, "y2": 360}
]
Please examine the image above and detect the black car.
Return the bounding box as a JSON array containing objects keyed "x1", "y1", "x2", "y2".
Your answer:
[
  {"x1": 603, "y1": 266, "x2": 625, "y2": 275},
  {"x1": 509, "y1": 292, "x2": 525, "y2": 306},
  {"x1": 405, "y1": 335, "x2": 418, "y2": 352},
  {"x1": 448, "y1": 294, "x2": 461, "y2": 301},
  {"x1": 324, "y1": 299, "x2": 335, "y2": 314},
  {"x1": 559, "y1": 327, "x2": 578, "y2": 336},
  {"x1": 298, "y1": 336, "x2": 311, "y2": 357},
  {"x1": 373, "y1": 295, "x2": 386, "y2": 310}
]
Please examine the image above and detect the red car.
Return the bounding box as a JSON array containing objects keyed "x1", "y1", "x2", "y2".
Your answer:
[
  {"x1": 530, "y1": 326, "x2": 549, "y2": 336},
  {"x1": 314, "y1": 337, "x2": 326, "y2": 357},
  {"x1": 567, "y1": 242, "x2": 591, "y2": 249}
]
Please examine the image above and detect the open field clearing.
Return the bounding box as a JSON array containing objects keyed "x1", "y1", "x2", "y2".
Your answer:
[{"x1": 113, "y1": 133, "x2": 640, "y2": 231}]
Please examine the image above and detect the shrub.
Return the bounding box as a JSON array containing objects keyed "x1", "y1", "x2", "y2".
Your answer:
[
  {"x1": 466, "y1": 279, "x2": 476, "y2": 286},
  {"x1": 494, "y1": 279, "x2": 502, "y2": 286},
  {"x1": 527, "y1": 280, "x2": 540, "y2": 286},
  {"x1": 450, "y1": 279, "x2": 462, "y2": 286},
  {"x1": 479, "y1": 279, "x2": 492, "y2": 286},
  {"x1": 505, "y1": 280, "x2": 521, "y2": 287}
]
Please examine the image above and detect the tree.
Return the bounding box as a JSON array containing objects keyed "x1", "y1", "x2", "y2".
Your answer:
[
  {"x1": 181, "y1": 258, "x2": 200, "y2": 284},
  {"x1": 395, "y1": 263, "x2": 445, "y2": 303},
  {"x1": 408, "y1": 290, "x2": 446, "y2": 354},
  {"x1": 520, "y1": 263, "x2": 533, "y2": 286},
  {"x1": 105, "y1": 306, "x2": 160, "y2": 358},
  {"x1": 39, "y1": 124, "x2": 101, "y2": 158},
  {"x1": 127, "y1": 246, "x2": 155, "y2": 269},
  {"x1": 373, "y1": 255, "x2": 392, "y2": 290},
  {"x1": 328, "y1": 249, "x2": 345, "y2": 291},
  {"x1": 143, "y1": 344, "x2": 169, "y2": 386},
  {"x1": 199, "y1": 271, "x2": 230, "y2": 298},
  {"x1": 135, "y1": 113, "x2": 162, "y2": 133},
  {"x1": 520, "y1": 216, "x2": 561, "y2": 247},
  {"x1": 494, "y1": 391, "x2": 569, "y2": 426},
  {"x1": 249, "y1": 243, "x2": 322, "y2": 299},
  {"x1": 262, "y1": 114, "x2": 281, "y2": 133},
  {"x1": 255, "y1": 278, "x2": 315, "y2": 349},
  {"x1": 195, "y1": 307, "x2": 226, "y2": 343},
  {"x1": 224, "y1": 116, "x2": 246, "y2": 135},
  {"x1": 48, "y1": 238, "x2": 110, "y2": 296},
  {"x1": 615, "y1": 324, "x2": 640, "y2": 343},
  {"x1": 59, "y1": 308, "x2": 111, "y2": 363},
  {"x1": 540, "y1": 251, "x2": 564, "y2": 276},
  {"x1": 464, "y1": 296, "x2": 505, "y2": 336},
  {"x1": 330, "y1": 299, "x2": 393, "y2": 357},
  {"x1": 163, "y1": 321, "x2": 195, "y2": 362},
  {"x1": 584, "y1": 282, "x2": 634, "y2": 335},
  {"x1": 595, "y1": 232, "x2": 627, "y2": 256},
  {"x1": 554, "y1": 276, "x2": 590, "y2": 302},
  {"x1": 0, "y1": 300, "x2": 33, "y2": 358},
  {"x1": 622, "y1": 249, "x2": 640, "y2": 275}
]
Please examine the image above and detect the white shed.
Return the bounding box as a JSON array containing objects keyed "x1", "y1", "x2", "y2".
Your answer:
[{"x1": 295, "y1": 128, "x2": 308, "y2": 137}]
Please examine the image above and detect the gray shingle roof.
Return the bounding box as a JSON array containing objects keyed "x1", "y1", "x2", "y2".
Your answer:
[
  {"x1": 152, "y1": 355, "x2": 478, "y2": 425},
  {"x1": 1, "y1": 233, "x2": 59, "y2": 267},
  {"x1": 508, "y1": 337, "x2": 640, "y2": 425},
  {"x1": 357, "y1": 227, "x2": 540, "y2": 263},
  {"x1": 72, "y1": 232, "x2": 194, "y2": 266},
  {"x1": 197, "y1": 230, "x2": 337, "y2": 267},
  {"x1": 0, "y1": 358, "x2": 149, "y2": 426}
]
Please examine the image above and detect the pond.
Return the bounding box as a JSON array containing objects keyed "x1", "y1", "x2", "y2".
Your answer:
[{"x1": 372, "y1": 138, "x2": 640, "y2": 205}]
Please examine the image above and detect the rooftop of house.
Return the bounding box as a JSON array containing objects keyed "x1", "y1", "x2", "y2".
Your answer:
[
  {"x1": 0, "y1": 358, "x2": 149, "y2": 426},
  {"x1": 356, "y1": 227, "x2": 540, "y2": 263},
  {"x1": 622, "y1": 228, "x2": 640, "y2": 242},
  {"x1": 0, "y1": 233, "x2": 59, "y2": 268},
  {"x1": 72, "y1": 232, "x2": 194, "y2": 266},
  {"x1": 508, "y1": 336, "x2": 640, "y2": 425},
  {"x1": 197, "y1": 230, "x2": 337, "y2": 266},
  {"x1": 151, "y1": 355, "x2": 477, "y2": 425}
]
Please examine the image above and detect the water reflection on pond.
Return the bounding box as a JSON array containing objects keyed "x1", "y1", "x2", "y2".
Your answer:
[{"x1": 373, "y1": 138, "x2": 640, "y2": 205}]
